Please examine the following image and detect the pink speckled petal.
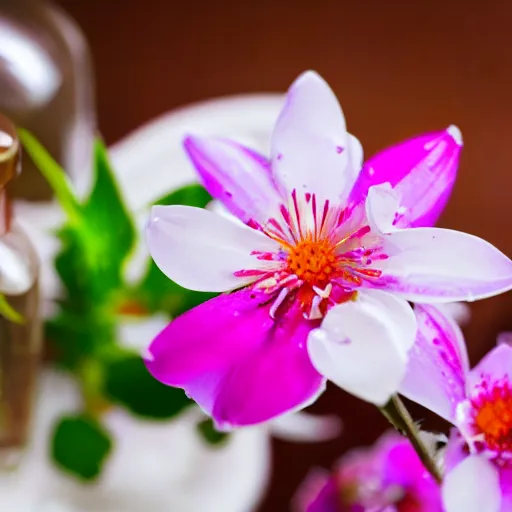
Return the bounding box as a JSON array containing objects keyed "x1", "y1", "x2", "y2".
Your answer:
[
  {"x1": 400, "y1": 304, "x2": 468, "y2": 422},
  {"x1": 349, "y1": 126, "x2": 462, "y2": 227},
  {"x1": 145, "y1": 290, "x2": 324, "y2": 428},
  {"x1": 183, "y1": 135, "x2": 283, "y2": 225},
  {"x1": 499, "y1": 467, "x2": 512, "y2": 512},
  {"x1": 468, "y1": 343, "x2": 512, "y2": 390},
  {"x1": 146, "y1": 205, "x2": 280, "y2": 292},
  {"x1": 369, "y1": 225, "x2": 512, "y2": 303},
  {"x1": 271, "y1": 71, "x2": 361, "y2": 205}
]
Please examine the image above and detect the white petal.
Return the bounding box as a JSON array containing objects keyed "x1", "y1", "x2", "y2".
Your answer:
[
  {"x1": 269, "y1": 412, "x2": 342, "y2": 442},
  {"x1": 271, "y1": 71, "x2": 359, "y2": 204},
  {"x1": 435, "y1": 302, "x2": 471, "y2": 327},
  {"x1": 373, "y1": 227, "x2": 512, "y2": 303},
  {"x1": 366, "y1": 182, "x2": 400, "y2": 233},
  {"x1": 443, "y1": 456, "x2": 501, "y2": 512},
  {"x1": 308, "y1": 289, "x2": 416, "y2": 405},
  {"x1": 348, "y1": 133, "x2": 364, "y2": 175},
  {"x1": 146, "y1": 205, "x2": 280, "y2": 292}
]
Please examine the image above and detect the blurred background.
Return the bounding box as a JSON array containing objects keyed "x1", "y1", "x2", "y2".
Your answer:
[{"x1": 2, "y1": 0, "x2": 512, "y2": 510}]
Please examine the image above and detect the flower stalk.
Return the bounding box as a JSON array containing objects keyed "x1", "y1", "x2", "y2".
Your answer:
[{"x1": 381, "y1": 394, "x2": 442, "y2": 484}]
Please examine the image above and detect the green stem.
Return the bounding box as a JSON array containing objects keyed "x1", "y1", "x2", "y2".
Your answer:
[{"x1": 381, "y1": 395, "x2": 442, "y2": 484}]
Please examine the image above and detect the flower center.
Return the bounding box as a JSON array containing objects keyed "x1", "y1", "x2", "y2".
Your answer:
[
  {"x1": 474, "y1": 382, "x2": 512, "y2": 452},
  {"x1": 287, "y1": 238, "x2": 336, "y2": 285}
]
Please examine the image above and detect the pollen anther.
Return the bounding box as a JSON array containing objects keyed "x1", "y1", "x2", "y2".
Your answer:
[{"x1": 287, "y1": 238, "x2": 336, "y2": 285}]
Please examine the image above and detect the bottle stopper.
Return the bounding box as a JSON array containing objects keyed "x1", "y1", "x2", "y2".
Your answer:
[{"x1": 0, "y1": 114, "x2": 20, "y2": 189}]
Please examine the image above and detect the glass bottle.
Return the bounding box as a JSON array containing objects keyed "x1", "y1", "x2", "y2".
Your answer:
[
  {"x1": 0, "y1": 113, "x2": 42, "y2": 470},
  {"x1": 0, "y1": 0, "x2": 95, "y2": 200}
]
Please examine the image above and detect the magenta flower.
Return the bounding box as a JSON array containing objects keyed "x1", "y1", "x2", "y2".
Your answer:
[
  {"x1": 400, "y1": 306, "x2": 512, "y2": 512},
  {"x1": 294, "y1": 431, "x2": 443, "y2": 511},
  {"x1": 145, "y1": 70, "x2": 512, "y2": 429}
]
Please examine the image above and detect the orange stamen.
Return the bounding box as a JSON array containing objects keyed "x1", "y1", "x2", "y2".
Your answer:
[
  {"x1": 287, "y1": 237, "x2": 337, "y2": 285},
  {"x1": 475, "y1": 391, "x2": 512, "y2": 451}
]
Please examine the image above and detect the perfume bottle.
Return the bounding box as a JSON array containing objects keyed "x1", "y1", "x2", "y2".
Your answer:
[
  {"x1": 0, "y1": 0, "x2": 95, "y2": 200},
  {"x1": 0, "y1": 113, "x2": 42, "y2": 470}
]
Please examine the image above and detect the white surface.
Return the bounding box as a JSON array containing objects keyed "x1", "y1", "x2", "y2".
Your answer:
[{"x1": 0, "y1": 371, "x2": 270, "y2": 512}]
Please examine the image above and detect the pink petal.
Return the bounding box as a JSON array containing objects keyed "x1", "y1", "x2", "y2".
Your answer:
[
  {"x1": 271, "y1": 71, "x2": 361, "y2": 205},
  {"x1": 380, "y1": 433, "x2": 443, "y2": 509},
  {"x1": 468, "y1": 343, "x2": 512, "y2": 390},
  {"x1": 212, "y1": 301, "x2": 325, "y2": 428},
  {"x1": 349, "y1": 126, "x2": 462, "y2": 228},
  {"x1": 145, "y1": 291, "x2": 268, "y2": 386},
  {"x1": 308, "y1": 290, "x2": 416, "y2": 405},
  {"x1": 369, "y1": 226, "x2": 512, "y2": 303},
  {"x1": 442, "y1": 455, "x2": 501, "y2": 512},
  {"x1": 146, "y1": 205, "x2": 280, "y2": 292},
  {"x1": 183, "y1": 135, "x2": 283, "y2": 225},
  {"x1": 499, "y1": 468, "x2": 512, "y2": 512},
  {"x1": 292, "y1": 469, "x2": 333, "y2": 512},
  {"x1": 304, "y1": 480, "x2": 338, "y2": 512},
  {"x1": 444, "y1": 428, "x2": 468, "y2": 473},
  {"x1": 400, "y1": 304, "x2": 468, "y2": 422},
  {"x1": 145, "y1": 290, "x2": 324, "y2": 428}
]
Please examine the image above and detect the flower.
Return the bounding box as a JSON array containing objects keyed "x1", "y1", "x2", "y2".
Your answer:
[
  {"x1": 12, "y1": 95, "x2": 342, "y2": 512},
  {"x1": 145, "y1": 70, "x2": 512, "y2": 428},
  {"x1": 293, "y1": 431, "x2": 443, "y2": 512},
  {"x1": 400, "y1": 305, "x2": 512, "y2": 512}
]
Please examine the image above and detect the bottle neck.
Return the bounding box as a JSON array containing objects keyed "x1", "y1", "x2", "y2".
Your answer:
[{"x1": 0, "y1": 189, "x2": 11, "y2": 236}]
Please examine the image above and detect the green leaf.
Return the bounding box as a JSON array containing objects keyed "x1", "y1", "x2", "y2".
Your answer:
[
  {"x1": 196, "y1": 418, "x2": 230, "y2": 446},
  {"x1": 0, "y1": 294, "x2": 23, "y2": 323},
  {"x1": 22, "y1": 133, "x2": 136, "y2": 369},
  {"x1": 154, "y1": 183, "x2": 212, "y2": 208},
  {"x1": 80, "y1": 140, "x2": 136, "y2": 291},
  {"x1": 53, "y1": 140, "x2": 135, "y2": 305},
  {"x1": 18, "y1": 129, "x2": 81, "y2": 224},
  {"x1": 46, "y1": 310, "x2": 115, "y2": 370},
  {"x1": 51, "y1": 414, "x2": 112, "y2": 481},
  {"x1": 23, "y1": 132, "x2": 135, "y2": 311},
  {"x1": 103, "y1": 355, "x2": 192, "y2": 419},
  {"x1": 54, "y1": 227, "x2": 110, "y2": 309}
]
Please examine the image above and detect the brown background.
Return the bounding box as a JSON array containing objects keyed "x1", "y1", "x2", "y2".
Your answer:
[{"x1": 55, "y1": 0, "x2": 512, "y2": 509}]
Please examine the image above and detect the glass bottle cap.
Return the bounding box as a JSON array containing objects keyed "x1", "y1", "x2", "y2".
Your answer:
[{"x1": 0, "y1": 114, "x2": 20, "y2": 188}]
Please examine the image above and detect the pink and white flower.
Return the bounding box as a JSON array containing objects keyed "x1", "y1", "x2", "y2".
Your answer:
[
  {"x1": 400, "y1": 306, "x2": 512, "y2": 512},
  {"x1": 293, "y1": 431, "x2": 443, "y2": 512},
  {"x1": 145, "y1": 70, "x2": 512, "y2": 429}
]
